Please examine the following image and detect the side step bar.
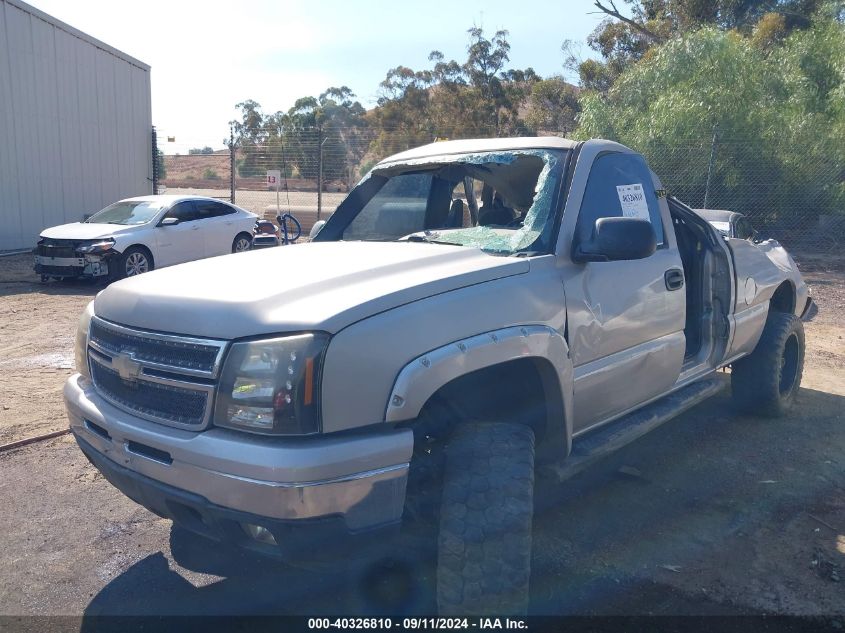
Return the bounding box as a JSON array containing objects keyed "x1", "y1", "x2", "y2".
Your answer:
[{"x1": 547, "y1": 374, "x2": 729, "y2": 483}]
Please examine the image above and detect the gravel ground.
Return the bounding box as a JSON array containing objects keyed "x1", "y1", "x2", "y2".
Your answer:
[{"x1": 0, "y1": 251, "x2": 843, "y2": 616}]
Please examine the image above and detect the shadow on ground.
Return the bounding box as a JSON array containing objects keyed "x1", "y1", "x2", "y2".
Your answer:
[
  {"x1": 80, "y1": 388, "x2": 845, "y2": 619},
  {"x1": 84, "y1": 526, "x2": 436, "y2": 617}
]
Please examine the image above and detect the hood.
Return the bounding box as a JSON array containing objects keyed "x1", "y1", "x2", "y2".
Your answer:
[
  {"x1": 93, "y1": 241, "x2": 529, "y2": 338},
  {"x1": 40, "y1": 222, "x2": 140, "y2": 240}
]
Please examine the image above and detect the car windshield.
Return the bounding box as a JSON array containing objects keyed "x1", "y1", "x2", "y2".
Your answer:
[
  {"x1": 317, "y1": 149, "x2": 567, "y2": 255},
  {"x1": 84, "y1": 201, "x2": 164, "y2": 225}
]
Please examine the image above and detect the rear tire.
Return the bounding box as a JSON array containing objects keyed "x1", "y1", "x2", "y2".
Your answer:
[
  {"x1": 437, "y1": 422, "x2": 534, "y2": 615},
  {"x1": 731, "y1": 312, "x2": 804, "y2": 417},
  {"x1": 232, "y1": 233, "x2": 252, "y2": 253}
]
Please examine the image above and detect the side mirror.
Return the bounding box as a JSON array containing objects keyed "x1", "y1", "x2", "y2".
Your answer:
[
  {"x1": 309, "y1": 220, "x2": 326, "y2": 240},
  {"x1": 573, "y1": 217, "x2": 657, "y2": 263},
  {"x1": 159, "y1": 217, "x2": 179, "y2": 227}
]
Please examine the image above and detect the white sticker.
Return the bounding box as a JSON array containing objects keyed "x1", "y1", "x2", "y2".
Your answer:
[{"x1": 616, "y1": 183, "x2": 650, "y2": 222}]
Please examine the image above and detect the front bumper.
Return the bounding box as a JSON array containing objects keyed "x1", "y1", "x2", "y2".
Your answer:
[
  {"x1": 34, "y1": 254, "x2": 110, "y2": 278},
  {"x1": 64, "y1": 373, "x2": 412, "y2": 549}
]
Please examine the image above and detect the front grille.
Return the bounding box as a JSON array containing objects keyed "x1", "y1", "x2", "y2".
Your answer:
[
  {"x1": 90, "y1": 318, "x2": 222, "y2": 375},
  {"x1": 90, "y1": 356, "x2": 208, "y2": 426},
  {"x1": 87, "y1": 318, "x2": 227, "y2": 429},
  {"x1": 38, "y1": 239, "x2": 78, "y2": 258}
]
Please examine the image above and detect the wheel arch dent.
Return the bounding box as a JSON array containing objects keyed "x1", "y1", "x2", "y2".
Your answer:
[{"x1": 385, "y1": 325, "x2": 574, "y2": 457}]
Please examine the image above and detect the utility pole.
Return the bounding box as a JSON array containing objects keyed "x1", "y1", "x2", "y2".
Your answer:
[
  {"x1": 317, "y1": 133, "x2": 328, "y2": 221},
  {"x1": 228, "y1": 123, "x2": 236, "y2": 205}
]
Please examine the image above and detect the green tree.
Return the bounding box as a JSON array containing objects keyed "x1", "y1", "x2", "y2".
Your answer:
[
  {"x1": 282, "y1": 88, "x2": 368, "y2": 182},
  {"x1": 368, "y1": 26, "x2": 540, "y2": 156},
  {"x1": 576, "y1": 20, "x2": 845, "y2": 230},
  {"x1": 525, "y1": 77, "x2": 581, "y2": 135},
  {"x1": 155, "y1": 148, "x2": 166, "y2": 180},
  {"x1": 368, "y1": 64, "x2": 436, "y2": 157},
  {"x1": 577, "y1": 0, "x2": 828, "y2": 92},
  {"x1": 231, "y1": 100, "x2": 268, "y2": 176}
]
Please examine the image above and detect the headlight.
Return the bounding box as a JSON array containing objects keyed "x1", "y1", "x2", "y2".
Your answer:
[
  {"x1": 75, "y1": 301, "x2": 95, "y2": 380},
  {"x1": 76, "y1": 239, "x2": 115, "y2": 254},
  {"x1": 214, "y1": 333, "x2": 328, "y2": 435}
]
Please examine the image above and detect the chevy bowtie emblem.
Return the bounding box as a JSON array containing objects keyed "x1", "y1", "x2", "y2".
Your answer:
[{"x1": 112, "y1": 351, "x2": 142, "y2": 380}]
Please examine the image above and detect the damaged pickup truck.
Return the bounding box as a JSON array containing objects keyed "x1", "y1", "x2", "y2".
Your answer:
[{"x1": 65, "y1": 137, "x2": 811, "y2": 614}]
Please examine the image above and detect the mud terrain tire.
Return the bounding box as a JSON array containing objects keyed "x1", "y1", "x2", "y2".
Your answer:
[
  {"x1": 437, "y1": 422, "x2": 534, "y2": 615},
  {"x1": 732, "y1": 312, "x2": 804, "y2": 417}
]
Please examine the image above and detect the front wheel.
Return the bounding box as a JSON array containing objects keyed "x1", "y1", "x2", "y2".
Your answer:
[
  {"x1": 437, "y1": 422, "x2": 535, "y2": 615},
  {"x1": 232, "y1": 233, "x2": 252, "y2": 253},
  {"x1": 731, "y1": 312, "x2": 805, "y2": 417},
  {"x1": 117, "y1": 246, "x2": 153, "y2": 279}
]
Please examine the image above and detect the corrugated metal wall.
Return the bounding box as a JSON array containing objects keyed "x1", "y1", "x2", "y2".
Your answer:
[{"x1": 0, "y1": 0, "x2": 151, "y2": 251}]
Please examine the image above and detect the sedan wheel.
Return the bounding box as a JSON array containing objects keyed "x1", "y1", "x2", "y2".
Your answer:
[
  {"x1": 233, "y1": 234, "x2": 252, "y2": 253},
  {"x1": 125, "y1": 251, "x2": 150, "y2": 276}
]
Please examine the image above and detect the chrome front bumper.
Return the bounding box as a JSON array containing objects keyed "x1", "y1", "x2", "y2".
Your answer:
[{"x1": 64, "y1": 373, "x2": 412, "y2": 532}]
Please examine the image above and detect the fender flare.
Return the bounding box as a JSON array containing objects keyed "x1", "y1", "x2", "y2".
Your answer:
[{"x1": 384, "y1": 325, "x2": 574, "y2": 457}]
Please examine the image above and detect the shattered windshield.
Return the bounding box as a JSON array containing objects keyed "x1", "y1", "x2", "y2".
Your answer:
[{"x1": 320, "y1": 149, "x2": 566, "y2": 255}]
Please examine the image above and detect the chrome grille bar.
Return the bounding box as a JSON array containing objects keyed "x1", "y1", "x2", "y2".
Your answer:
[
  {"x1": 87, "y1": 318, "x2": 227, "y2": 430},
  {"x1": 89, "y1": 316, "x2": 227, "y2": 379}
]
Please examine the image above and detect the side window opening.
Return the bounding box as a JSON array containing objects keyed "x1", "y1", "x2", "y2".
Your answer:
[
  {"x1": 166, "y1": 201, "x2": 198, "y2": 223},
  {"x1": 446, "y1": 179, "x2": 479, "y2": 228},
  {"x1": 736, "y1": 217, "x2": 754, "y2": 240},
  {"x1": 194, "y1": 200, "x2": 232, "y2": 219},
  {"x1": 575, "y1": 153, "x2": 665, "y2": 248},
  {"x1": 343, "y1": 173, "x2": 433, "y2": 241}
]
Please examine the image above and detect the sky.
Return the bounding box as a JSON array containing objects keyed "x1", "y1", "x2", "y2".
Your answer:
[{"x1": 27, "y1": 0, "x2": 606, "y2": 154}]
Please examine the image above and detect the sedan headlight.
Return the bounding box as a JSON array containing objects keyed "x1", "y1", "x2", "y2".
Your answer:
[
  {"x1": 76, "y1": 239, "x2": 115, "y2": 254},
  {"x1": 75, "y1": 301, "x2": 95, "y2": 380},
  {"x1": 214, "y1": 334, "x2": 329, "y2": 435}
]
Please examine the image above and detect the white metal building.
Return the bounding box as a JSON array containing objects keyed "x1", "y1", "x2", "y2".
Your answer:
[{"x1": 0, "y1": 0, "x2": 152, "y2": 251}]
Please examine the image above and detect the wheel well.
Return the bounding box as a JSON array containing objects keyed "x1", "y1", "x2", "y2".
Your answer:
[
  {"x1": 414, "y1": 356, "x2": 566, "y2": 462},
  {"x1": 770, "y1": 281, "x2": 795, "y2": 314},
  {"x1": 123, "y1": 244, "x2": 154, "y2": 267},
  {"x1": 234, "y1": 232, "x2": 252, "y2": 241}
]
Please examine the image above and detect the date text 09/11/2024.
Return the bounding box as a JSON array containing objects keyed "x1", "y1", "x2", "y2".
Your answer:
[{"x1": 307, "y1": 618, "x2": 528, "y2": 630}]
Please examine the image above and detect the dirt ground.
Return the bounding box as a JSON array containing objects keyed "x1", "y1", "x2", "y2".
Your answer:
[{"x1": 0, "y1": 251, "x2": 843, "y2": 617}]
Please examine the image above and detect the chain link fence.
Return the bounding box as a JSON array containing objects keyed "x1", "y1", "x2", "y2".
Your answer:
[
  {"x1": 156, "y1": 127, "x2": 844, "y2": 253},
  {"x1": 639, "y1": 132, "x2": 845, "y2": 254},
  {"x1": 159, "y1": 139, "x2": 352, "y2": 236}
]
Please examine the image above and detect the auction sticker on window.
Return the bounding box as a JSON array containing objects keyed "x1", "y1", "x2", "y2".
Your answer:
[{"x1": 616, "y1": 183, "x2": 650, "y2": 221}]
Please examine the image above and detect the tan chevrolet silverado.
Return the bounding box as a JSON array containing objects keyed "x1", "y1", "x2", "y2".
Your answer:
[{"x1": 65, "y1": 137, "x2": 811, "y2": 614}]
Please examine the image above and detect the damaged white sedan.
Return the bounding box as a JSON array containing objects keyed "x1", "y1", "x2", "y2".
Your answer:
[{"x1": 34, "y1": 195, "x2": 257, "y2": 282}]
